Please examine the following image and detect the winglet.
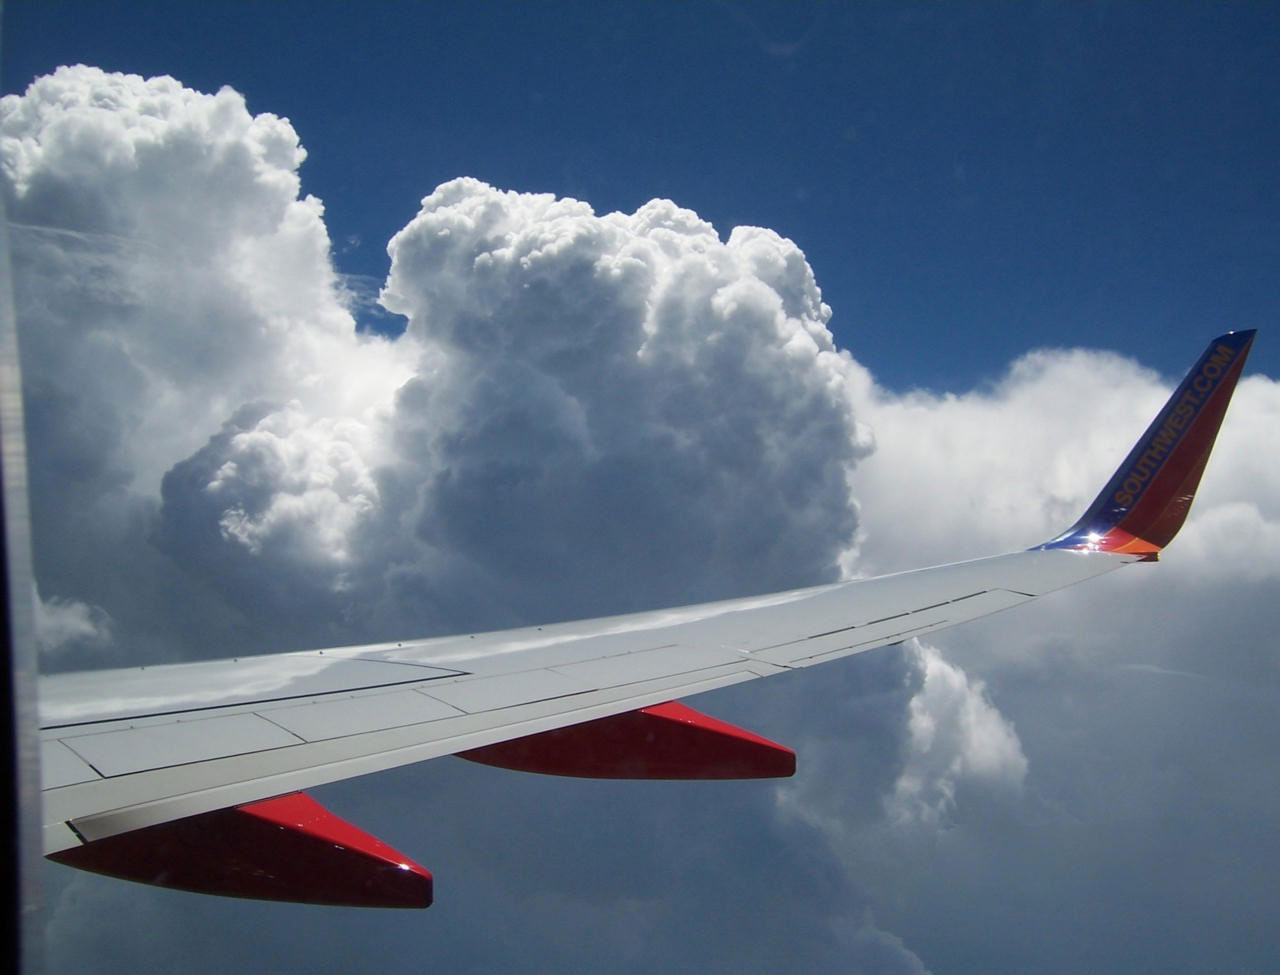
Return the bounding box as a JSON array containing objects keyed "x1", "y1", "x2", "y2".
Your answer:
[{"x1": 1041, "y1": 330, "x2": 1255, "y2": 558}]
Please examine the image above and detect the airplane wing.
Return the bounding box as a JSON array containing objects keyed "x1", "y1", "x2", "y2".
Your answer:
[{"x1": 37, "y1": 331, "x2": 1255, "y2": 908}]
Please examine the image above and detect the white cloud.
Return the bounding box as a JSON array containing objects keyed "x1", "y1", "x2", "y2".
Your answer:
[
  {"x1": 5, "y1": 68, "x2": 880, "y2": 657},
  {"x1": 3, "y1": 66, "x2": 412, "y2": 659},
  {"x1": 4, "y1": 68, "x2": 883, "y2": 652},
  {"x1": 2, "y1": 64, "x2": 409, "y2": 488},
  {"x1": 886, "y1": 641, "x2": 1027, "y2": 826},
  {"x1": 841, "y1": 347, "x2": 1174, "y2": 572},
  {"x1": 205, "y1": 402, "x2": 380, "y2": 565},
  {"x1": 32, "y1": 586, "x2": 111, "y2": 657},
  {"x1": 12, "y1": 155, "x2": 879, "y2": 651},
  {"x1": 355, "y1": 178, "x2": 873, "y2": 634}
]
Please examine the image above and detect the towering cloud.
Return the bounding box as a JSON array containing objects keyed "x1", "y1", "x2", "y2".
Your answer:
[
  {"x1": 3, "y1": 65, "x2": 411, "y2": 662},
  {"x1": 4, "y1": 67, "x2": 877, "y2": 658},
  {"x1": 357, "y1": 178, "x2": 872, "y2": 633}
]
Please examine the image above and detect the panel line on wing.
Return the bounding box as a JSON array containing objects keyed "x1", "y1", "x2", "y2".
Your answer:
[
  {"x1": 549, "y1": 644, "x2": 744, "y2": 687},
  {"x1": 422, "y1": 667, "x2": 597, "y2": 714},
  {"x1": 41, "y1": 739, "x2": 104, "y2": 788},
  {"x1": 790, "y1": 619, "x2": 952, "y2": 666},
  {"x1": 259, "y1": 689, "x2": 466, "y2": 743},
  {"x1": 60, "y1": 712, "x2": 307, "y2": 778},
  {"x1": 759, "y1": 590, "x2": 991, "y2": 650},
  {"x1": 41, "y1": 672, "x2": 469, "y2": 731}
]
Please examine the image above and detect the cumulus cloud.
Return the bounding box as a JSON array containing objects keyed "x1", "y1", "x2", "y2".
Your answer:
[
  {"x1": 840, "y1": 347, "x2": 1172, "y2": 572},
  {"x1": 350, "y1": 178, "x2": 872, "y2": 633},
  {"x1": 886, "y1": 641, "x2": 1027, "y2": 826},
  {"x1": 774, "y1": 639, "x2": 1027, "y2": 844},
  {"x1": 3, "y1": 66, "x2": 412, "y2": 659},
  {"x1": 146, "y1": 175, "x2": 876, "y2": 643},
  {"x1": 32, "y1": 586, "x2": 111, "y2": 657},
  {"x1": 6, "y1": 68, "x2": 874, "y2": 656}
]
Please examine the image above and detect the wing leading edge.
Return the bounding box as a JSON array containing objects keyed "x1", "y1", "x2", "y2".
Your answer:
[{"x1": 37, "y1": 332, "x2": 1255, "y2": 907}]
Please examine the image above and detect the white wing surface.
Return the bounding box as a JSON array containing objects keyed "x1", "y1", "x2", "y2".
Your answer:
[{"x1": 40, "y1": 548, "x2": 1126, "y2": 853}]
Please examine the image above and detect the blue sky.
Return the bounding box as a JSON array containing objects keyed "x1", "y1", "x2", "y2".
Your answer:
[
  {"x1": 5, "y1": 5, "x2": 1279, "y2": 975},
  {"x1": 8, "y1": 2, "x2": 1276, "y2": 389}
]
